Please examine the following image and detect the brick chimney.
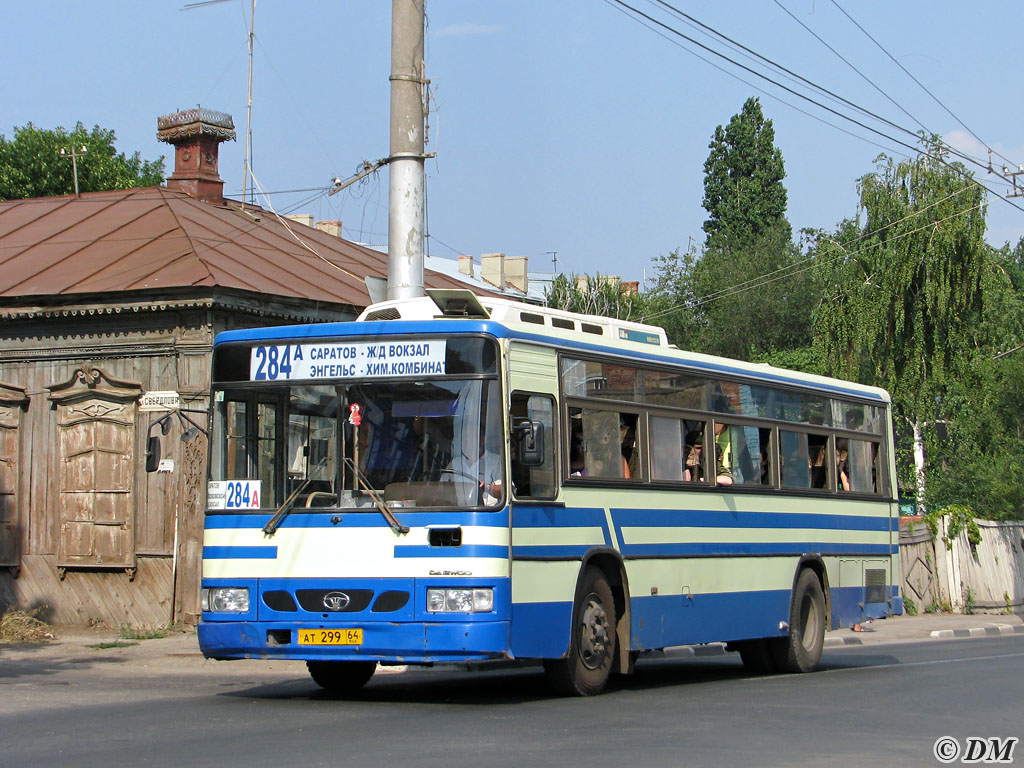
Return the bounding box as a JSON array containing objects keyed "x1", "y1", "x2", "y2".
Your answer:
[{"x1": 157, "y1": 108, "x2": 236, "y2": 204}]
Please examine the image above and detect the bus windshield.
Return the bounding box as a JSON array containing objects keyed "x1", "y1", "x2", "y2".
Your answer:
[{"x1": 210, "y1": 378, "x2": 504, "y2": 511}]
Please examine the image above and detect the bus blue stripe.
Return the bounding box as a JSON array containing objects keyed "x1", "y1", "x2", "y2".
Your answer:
[
  {"x1": 511, "y1": 545, "x2": 594, "y2": 559},
  {"x1": 203, "y1": 546, "x2": 278, "y2": 559},
  {"x1": 511, "y1": 506, "x2": 605, "y2": 527},
  {"x1": 610, "y1": 508, "x2": 891, "y2": 531},
  {"x1": 511, "y1": 506, "x2": 613, "y2": 547},
  {"x1": 511, "y1": 542, "x2": 894, "y2": 558},
  {"x1": 620, "y1": 542, "x2": 894, "y2": 557},
  {"x1": 393, "y1": 545, "x2": 508, "y2": 559}
]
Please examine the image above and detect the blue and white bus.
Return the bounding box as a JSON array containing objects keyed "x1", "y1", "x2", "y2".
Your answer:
[{"x1": 199, "y1": 289, "x2": 901, "y2": 695}]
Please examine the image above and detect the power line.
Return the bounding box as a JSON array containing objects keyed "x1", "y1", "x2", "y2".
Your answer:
[
  {"x1": 607, "y1": 0, "x2": 1024, "y2": 222},
  {"x1": 641, "y1": 188, "x2": 984, "y2": 322},
  {"x1": 619, "y1": 0, "x2": 1005, "y2": 182},
  {"x1": 772, "y1": 0, "x2": 931, "y2": 136},
  {"x1": 829, "y1": 0, "x2": 1018, "y2": 172}
]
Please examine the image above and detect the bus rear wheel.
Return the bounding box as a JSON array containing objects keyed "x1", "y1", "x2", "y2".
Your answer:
[
  {"x1": 771, "y1": 569, "x2": 826, "y2": 673},
  {"x1": 306, "y1": 660, "x2": 377, "y2": 694},
  {"x1": 545, "y1": 567, "x2": 617, "y2": 696}
]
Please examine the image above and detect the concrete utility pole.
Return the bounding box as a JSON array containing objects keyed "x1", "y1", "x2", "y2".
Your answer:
[{"x1": 387, "y1": 0, "x2": 427, "y2": 300}]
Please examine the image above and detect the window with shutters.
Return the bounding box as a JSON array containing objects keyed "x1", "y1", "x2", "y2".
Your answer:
[
  {"x1": 0, "y1": 382, "x2": 28, "y2": 568},
  {"x1": 47, "y1": 368, "x2": 143, "y2": 572}
]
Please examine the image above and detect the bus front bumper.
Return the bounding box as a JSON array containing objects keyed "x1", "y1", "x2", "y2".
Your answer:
[{"x1": 198, "y1": 619, "x2": 512, "y2": 664}]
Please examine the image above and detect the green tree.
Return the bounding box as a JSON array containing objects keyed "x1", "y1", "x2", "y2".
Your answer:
[
  {"x1": 923, "y1": 241, "x2": 1024, "y2": 520},
  {"x1": 814, "y1": 138, "x2": 988, "y2": 508},
  {"x1": 0, "y1": 122, "x2": 164, "y2": 200},
  {"x1": 702, "y1": 96, "x2": 790, "y2": 247},
  {"x1": 645, "y1": 98, "x2": 814, "y2": 360}
]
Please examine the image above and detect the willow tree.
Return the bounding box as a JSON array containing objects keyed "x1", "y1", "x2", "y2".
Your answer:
[{"x1": 814, "y1": 140, "x2": 987, "y2": 506}]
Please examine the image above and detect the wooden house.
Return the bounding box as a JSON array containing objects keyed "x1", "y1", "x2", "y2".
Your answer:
[{"x1": 0, "y1": 108, "x2": 472, "y2": 627}]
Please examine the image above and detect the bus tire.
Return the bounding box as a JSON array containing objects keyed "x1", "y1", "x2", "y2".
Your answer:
[
  {"x1": 306, "y1": 660, "x2": 377, "y2": 694},
  {"x1": 734, "y1": 639, "x2": 778, "y2": 673},
  {"x1": 544, "y1": 567, "x2": 617, "y2": 696},
  {"x1": 771, "y1": 568, "x2": 826, "y2": 673}
]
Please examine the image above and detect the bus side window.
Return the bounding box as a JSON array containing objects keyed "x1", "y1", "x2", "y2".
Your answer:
[
  {"x1": 511, "y1": 393, "x2": 556, "y2": 499},
  {"x1": 808, "y1": 433, "x2": 830, "y2": 489},
  {"x1": 649, "y1": 416, "x2": 684, "y2": 482},
  {"x1": 846, "y1": 439, "x2": 879, "y2": 493},
  {"x1": 780, "y1": 430, "x2": 811, "y2": 489}
]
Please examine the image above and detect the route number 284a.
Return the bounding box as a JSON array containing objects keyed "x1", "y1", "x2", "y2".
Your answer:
[{"x1": 251, "y1": 345, "x2": 303, "y2": 381}]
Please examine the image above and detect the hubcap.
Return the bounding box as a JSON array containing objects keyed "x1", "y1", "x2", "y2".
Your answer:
[
  {"x1": 799, "y1": 593, "x2": 820, "y2": 651},
  {"x1": 579, "y1": 594, "x2": 610, "y2": 669}
]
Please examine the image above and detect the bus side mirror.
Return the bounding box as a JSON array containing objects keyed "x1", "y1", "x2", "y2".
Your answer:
[
  {"x1": 514, "y1": 420, "x2": 544, "y2": 467},
  {"x1": 145, "y1": 435, "x2": 162, "y2": 473},
  {"x1": 145, "y1": 413, "x2": 175, "y2": 473}
]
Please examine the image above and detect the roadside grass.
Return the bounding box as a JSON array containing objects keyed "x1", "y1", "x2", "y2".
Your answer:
[
  {"x1": 0, "y1": 609, "x2": 53, "y2": 644},
  {"x1": 119, "y1": 624, "x2": 170, "y2": 641},
  {"x1": 84, "y1": 625, "x2": 169, "y2": 649},
  {"x1": 86, "y1": 640, "x2": 140, "y2": 649}
]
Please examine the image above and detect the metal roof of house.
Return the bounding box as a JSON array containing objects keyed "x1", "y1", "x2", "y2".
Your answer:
[{"x1": 0, "y1": 186, "x2": 473, "y2": 306}]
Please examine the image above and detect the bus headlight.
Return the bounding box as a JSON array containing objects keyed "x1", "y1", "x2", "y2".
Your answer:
[
  {"x1": 426, "y1": 588, "x2": 493, "y2": 613},
  {"x1": 202, "y1": 587, "x2": 250, "y2": 613}
]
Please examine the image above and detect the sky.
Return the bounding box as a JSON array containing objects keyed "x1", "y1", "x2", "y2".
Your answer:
[{"x1": 4, "y1": 1, "x2": 1024, "y2": 285}]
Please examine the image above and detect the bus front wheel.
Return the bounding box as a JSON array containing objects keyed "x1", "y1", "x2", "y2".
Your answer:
[
  {"x1": 545, "y1": 567, "x2": 617, "y2": 696},
  {"x1": 771, "y1": 569, "x2": 826, "y2": 673},
  {"x1": 306, "y1": 660, "x2": 377, "y2": 694}
]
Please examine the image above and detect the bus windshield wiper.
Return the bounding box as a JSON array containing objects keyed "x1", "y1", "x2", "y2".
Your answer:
[
  {"x1": 263, "y1": 478, "x2": 312, "y2": 535},
  {"x1": 343, "y1": 458, "x2": 410, "y2": 535}
]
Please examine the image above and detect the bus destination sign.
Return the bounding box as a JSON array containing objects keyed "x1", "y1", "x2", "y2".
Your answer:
[{"x1": 249, "y1": 340, "x2": 447, "y2": 381}]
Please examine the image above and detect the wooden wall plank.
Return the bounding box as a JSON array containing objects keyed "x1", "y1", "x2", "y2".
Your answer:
[{"x1": 0, "y1": 555, "x2": 173, "y2": 628}]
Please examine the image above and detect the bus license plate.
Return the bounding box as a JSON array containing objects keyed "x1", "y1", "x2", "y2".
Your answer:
[{"x1": 298, "y1": 628, "x2": 363, "y2": 645}]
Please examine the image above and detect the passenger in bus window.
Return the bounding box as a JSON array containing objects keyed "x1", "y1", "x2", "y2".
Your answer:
[
  {"x1": 714, "y1": 443, "x2": 733, "y2": 485},
  {"x1": 714, "y1": 423, "x2": 734, "y2": 485},
  {"x1": 810, "y1": 444, "x2": 828, "y2": 488},
  {"x1": 684, "y1": 431, "x2": 704, "y2": 481},
  {"x1": 619, "y1": 416, "x2": 636, "y2": 479},
  {"x1": 836, "y1": 443, "x2": 849, "y2": 491},
  {"x1": 569, "y1": 433, "x2": 586, "y2": 477}
]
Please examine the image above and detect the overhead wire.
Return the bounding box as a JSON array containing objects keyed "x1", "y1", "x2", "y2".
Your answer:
[
  {"x1": 771, "y1": 0, "x2": 931, "y2": 136},
  {"x1": 641, "y1": 186, "x2": 984, "y2": 322},
  {"x1": 615, "y1": 0, "x2": 1015, "y2": 193},
  {"x1": 605, "y1": 0, "x2": 1024, "y2": 311},
  {"x1": 829, "y1": 0, "x2": 1018, "y2": 172}
]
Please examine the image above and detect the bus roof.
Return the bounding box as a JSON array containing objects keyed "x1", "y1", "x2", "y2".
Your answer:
[{"x1": 216, "y1": 291, "x2": 890, "y2": 403}]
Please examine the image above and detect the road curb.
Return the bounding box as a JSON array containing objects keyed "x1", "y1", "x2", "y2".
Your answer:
[
  {"x1": 929, "y1": 624, "x2": 1024, "y2": 640},
  {"x1": 824, "y1": 635, "x2": 863, "y2": 647}
]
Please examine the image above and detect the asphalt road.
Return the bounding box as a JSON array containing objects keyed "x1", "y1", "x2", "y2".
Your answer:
[{"x1": 2, "y1": 636, "x2": 1022, "y2": 768}]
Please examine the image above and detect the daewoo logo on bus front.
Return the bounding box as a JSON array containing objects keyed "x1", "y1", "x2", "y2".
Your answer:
[{"x1": 322, "y1": 592, "x2": 351, "y2": 611}]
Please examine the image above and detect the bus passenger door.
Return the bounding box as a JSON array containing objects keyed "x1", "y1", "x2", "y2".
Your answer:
[
  {"x1": 509, "y1": 392, "x2": 572, "y2": 659},
  {"x1": 509, "y1": 393, "x2": 556, "y2": 499}
]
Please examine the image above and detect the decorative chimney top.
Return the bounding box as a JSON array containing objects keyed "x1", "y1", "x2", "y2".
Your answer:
[{"x1": 157, "y1": 107, "x2": 236, "y2": 204}]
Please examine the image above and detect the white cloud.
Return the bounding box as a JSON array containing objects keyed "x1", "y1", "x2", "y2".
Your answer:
[{"x1": 944, "y1": 129, "x2": 986, "y2": 159}]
